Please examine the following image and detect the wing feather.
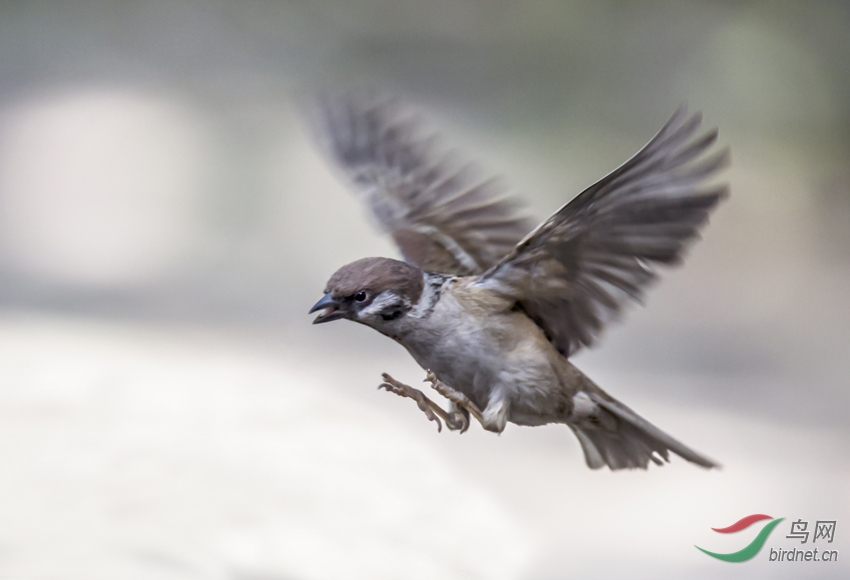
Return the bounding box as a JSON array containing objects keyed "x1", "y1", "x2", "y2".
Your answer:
[
  {"x1": 478, "y1": 106, "x2": 728, "y2": 356},
  {"x1": 307, "y1": 92, "x2": 534, "y2": 275}
]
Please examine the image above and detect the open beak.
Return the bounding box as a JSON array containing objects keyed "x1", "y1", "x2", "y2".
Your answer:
[{"x1": 309, "y1": 292, "x2": 346, "y2": 324}]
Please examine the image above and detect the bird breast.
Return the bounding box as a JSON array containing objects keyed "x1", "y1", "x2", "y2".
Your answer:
[{"x1": 397, "y1": 279, "x2": 559, "y2": 407}]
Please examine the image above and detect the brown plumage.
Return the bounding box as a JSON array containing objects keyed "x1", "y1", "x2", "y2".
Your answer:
[
  {"x1": 478, "y1": 106, "x2": 729, "y2": 356},
  {"x1": 307, "y1": 93, "x2": 727, "y2": 471},
  {"x1": 307, "y1": 92, "x2": 534, "y2": 275},
  {"x1": 326, "y1": 257, "x2": 424, "y2": 304}
]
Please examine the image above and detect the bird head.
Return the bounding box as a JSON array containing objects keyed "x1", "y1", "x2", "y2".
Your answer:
[{"x1": 309, "y1": 257, "x2": 424, "y2": 330}]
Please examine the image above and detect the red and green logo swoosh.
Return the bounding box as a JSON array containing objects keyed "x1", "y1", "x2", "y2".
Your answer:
[{"x1": 696, "y1": 514, "x2": 785, "y2": 562}]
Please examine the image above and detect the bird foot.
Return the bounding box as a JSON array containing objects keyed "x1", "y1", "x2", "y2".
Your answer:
[
  {"x1": 379, "y1": 373, "x2": 467, "y2": 433},
  {"x1": 424, "y1": 371, "x2": 484, "y2": 433}
]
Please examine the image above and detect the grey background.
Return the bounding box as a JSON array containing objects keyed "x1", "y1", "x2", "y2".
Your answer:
[{"x1": 0, "y1": 1, "x2": 847, "y2": 578}]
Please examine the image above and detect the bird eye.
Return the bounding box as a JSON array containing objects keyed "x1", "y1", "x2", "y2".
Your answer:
[{"x1": 354, "y1": 291, "x2": 368, "y2": 302}]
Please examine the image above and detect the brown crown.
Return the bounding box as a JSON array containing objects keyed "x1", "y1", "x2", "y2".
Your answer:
[{"x1": 326, "y1": 257, "x2": 424, "y2": 303}]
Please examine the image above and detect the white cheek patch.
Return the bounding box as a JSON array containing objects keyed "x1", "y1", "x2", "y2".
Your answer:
[{"x1": 358, "y1": 291, "x2": 407, "y2": 319}]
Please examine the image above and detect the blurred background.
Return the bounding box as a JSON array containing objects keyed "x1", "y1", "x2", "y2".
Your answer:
[{"x1": 0, "y1": 1, "x2": 848, "y2": 578}]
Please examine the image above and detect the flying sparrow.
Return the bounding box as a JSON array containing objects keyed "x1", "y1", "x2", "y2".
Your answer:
[{"x1": 307, "y1": 94, "x2": 727, "y2": 470}]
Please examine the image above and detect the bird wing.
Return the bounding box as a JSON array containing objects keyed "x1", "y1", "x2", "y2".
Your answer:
[
  {"x1": 476, "y1": 106, "x2": 729, "y2": 357},
  {"x1": 306, "y1": 92, "x2": 534, "y2": 275}
]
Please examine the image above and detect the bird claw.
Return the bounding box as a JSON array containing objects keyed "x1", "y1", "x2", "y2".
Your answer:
[
  {"x1": 424, "y1": 370, "x2": 484, "y2": 432},
  {"x1": 378, "y1": 372, "x2": 475, "y2": 433},
  {"x1": 448, "y1": 406, "x2": 471, "y2": 434},
  {"x1": 379, "y1": 373, "x2": 444, "y2": 432}
]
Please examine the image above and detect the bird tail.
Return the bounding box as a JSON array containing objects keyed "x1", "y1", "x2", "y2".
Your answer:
[{"x1": 567, "y1": 378, "x2": 719, "y2": 470}]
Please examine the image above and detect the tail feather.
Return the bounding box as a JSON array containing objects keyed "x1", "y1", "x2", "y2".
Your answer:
[
  {"x1": 569, "y1": 391, "x2": 718, "y2": 471},
  {"x1": 594, "y1": 394, "x2": 718, "y2": 469},
  {"x1": 570, "y1": 425, "x2": 607, "y2": 469}
]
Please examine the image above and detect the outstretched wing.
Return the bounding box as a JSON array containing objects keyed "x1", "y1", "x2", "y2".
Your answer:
[
  {"x1": 477, "y1": 106, "x2": 729, "y2": 357},
  {"x1": 306, "y1": 92, "x2": 534, "y2": 275}
]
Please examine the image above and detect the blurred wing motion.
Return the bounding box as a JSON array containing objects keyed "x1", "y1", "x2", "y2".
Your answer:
[
  {"x1": 478, "y1": 106, "x2": 729, "y2": 357},
  {"x1": 307, "y1": 93, "x2": 534, "y2": 275}
]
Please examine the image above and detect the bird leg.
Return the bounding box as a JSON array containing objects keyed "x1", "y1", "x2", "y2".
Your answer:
[
  {"x1": 378, "y1": 373, "x2": 468, "y2": 433},
  {"x1": 424, "y1": 371, "x2": 485, "y2": 434}
]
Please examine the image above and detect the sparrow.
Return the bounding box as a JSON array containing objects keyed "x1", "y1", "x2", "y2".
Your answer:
[{"x1": 306, "y1": 93, "x2": 728, "y2": 470}]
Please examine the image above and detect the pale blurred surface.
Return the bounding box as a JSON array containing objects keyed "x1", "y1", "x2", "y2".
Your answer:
[{"x1": 0, "y1": 1, "x2": 848, "y2": 578}]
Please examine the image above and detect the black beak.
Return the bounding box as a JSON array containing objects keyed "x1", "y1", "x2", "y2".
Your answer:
[{"x1": 309, "y1": 292, "x2": 346, "y2": 324}]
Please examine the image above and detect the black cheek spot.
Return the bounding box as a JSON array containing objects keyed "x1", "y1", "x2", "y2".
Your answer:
[{"x1": 381, "y1": 310, "x2": 403, "y2": 321}]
